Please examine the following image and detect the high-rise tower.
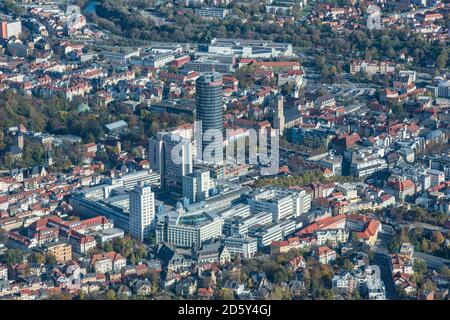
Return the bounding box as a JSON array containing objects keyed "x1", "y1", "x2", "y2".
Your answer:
[
  {"x1": 149, "y1": 131, "x2": 193, "y2": 194},
  {"x1": 195, "y1": 72, "x2": 224, "y2": 162}
]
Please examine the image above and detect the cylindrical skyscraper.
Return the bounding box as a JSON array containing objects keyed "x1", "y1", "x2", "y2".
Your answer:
[{"x1": 195, "y1": 72, "x2": 224, "y2": 162}]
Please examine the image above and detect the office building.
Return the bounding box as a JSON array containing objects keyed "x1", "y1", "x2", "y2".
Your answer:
[
  {"x1": 249, "y1": 218, "x2": 297, "y2": 248},
  {"x1": 223, "y1": 236, "x2": 258, "y2": 258},
  {"x1": 184, "y1": 57, "x2": 234, "y2": 74},
  {"x1": 182, "y1": 169, "x2": 215, "y2": 204},
  {"x1": 229, "y1": 211, "x2": 273, "y2": 237},
  {"x1": 129, "y1": 51, "x2": 174, "y2": 68},
  {"x1": 156, "y1": 210, "x2": 222, "y2": 248},
  {"x1": 116, "y1": 170, "x2": 160, "y2": 190},
  {"x1": 290, "y1": 127, "x2": 336, "y2": 149},
  {"x1": 195, "y1": 73, "x2": 224, "y2": 162},
  {"x1": 149, "y1": 131, "x2": 193, "y2": 194},
  {"x1": 437, "y1": 80, "x2": 450, "y2": 98},
  {"x1": 350, "y1": 154, "x2": 388, "y2": 178},
  {"x1": 248, "y1": 187, "x2": 311, "y2": 222},
  {"x1": 129, "y1": 182, "x2": 155, "y2": 242},
  {"x1": 208, "y1": 38, "x2": 293, "y2": 59}
]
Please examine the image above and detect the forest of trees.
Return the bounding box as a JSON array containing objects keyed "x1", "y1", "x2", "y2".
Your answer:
[{"x1": 253, "y1": 171, "x2": 357, "y2": 188}]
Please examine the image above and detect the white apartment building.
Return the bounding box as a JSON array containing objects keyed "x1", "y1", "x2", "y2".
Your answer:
[
  {"x1": 229, "y1": 211, "x2": 273, "y2": 237},
  {"x1": 318, "y1": 154, "x2": 343, "y2": 176},
  {"x1": 195, "y1": 7, "x2": 230, "y2": 19},
  {"x1": 350, "y1": 154, "x2": 387, "y2": 178},
  {"x1": 129, "y1": 182, "x2": 155, "y2": 242},
  {"x1": 91, "y1": 252, "x2": 126, "y2": 274},
  {"x1": 437, "y1": 80, "x2": 450, "y2": 98},
  {"x1": 332, "y1": 272, "x2": 355, "y2": 292},
  {"x1": 367, "y1": 265, "x2": 386, "y2": 300},
  {"x1": 424, "y1": 168, "x2": 445, "y2": 187},
  {"x1": 248, "y1": 187, "x2": 311, "y2": 221},
  {"x1": 250, "y1": 218, "x2": 297, "y2": 248},
  {"x1": 182, "y1": 169, "x2": 215, "y2": 204},
  {"x1": 223, "y1": 236, "x2": 258, "y2": 259},
  {"x1": 315, "y1": 228, "x2": 349, "y2": 247},
  {"x1": 0, "y1": 264, "x2": 7, "y2": 280},
  {"x1": 115, "y1": 170, "x2": 160, "y2": 190}
]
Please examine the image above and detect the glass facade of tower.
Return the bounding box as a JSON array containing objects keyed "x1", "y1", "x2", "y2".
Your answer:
[{"x1": 195, "y1": 72, "x2": 224, "y2": 159}]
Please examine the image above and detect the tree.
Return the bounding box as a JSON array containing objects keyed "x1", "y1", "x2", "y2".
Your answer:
[
  {"x1": 217, "y1": 288, "x2": 234, "y2": 300},
  {"x1": 395, "y1": 284, "x2": 408, "y2": 300},
  {"x1": 436, "y1": 52, "x2": 448, "y2": 69},
  {"x1": 421, "y1": 279, "x2": 436, "y2": 292},
  {"x1": 28, "y1": 252, "x2": 46, "y2": 265},
  {"x1": 421, "y1": 238, "x2": 430, "y2": 252},
  {"x1": 135, "y1": 244, "x2": 147, "y2": 260},
  {"x1": 103, "y1": 241, "x2": 113, "y2": 252},
  {"x1": 47, "y1": 292, "x2": 72, "y2": 300},
  {"x1": 148, "y1": 270, "x2": 160, "y2": 292},
  {"x1": 45, "y1": 253, "x2": 57, "y2": 267},
  {"x1": 4, "y1": 249, "x2": 24, "y2": 266},
  {"x1": 351, "y1": 288, "x2": 361, "y2": 300},
  {"x1": 413, "y1": 259, "x2": 427, "y2": 276},
  {"x1": 343, "y1": 259, "x2": 354, "y2": 271},
  {"x1": 105, "y1": 289, "x2": 116, "y2": 300},
  {"x1": 368, "y1": 250, "x2": 374, "y2": 263},
  {"x1": 315, "y1": 55, "x2": 326, "y2": 68},
  {"x1": 388, "y1": 239, "x2": 401, "y2": 254},
  {"x1": 319, "y1": 288, "x2": 334, "y2": 300},
  {"x1": 3, "y1": 0, "x2": 26, "y2": 16},
  {"x1": 441, "y1": 266, "x2": 450, "y2": 277},
  {"x1": 431, "y1": 231, "x2": 445, "y2": 245},
  {"x1": 270, "y1": 285, "x2": 286, "y2": 300},
  {"x1": 399, "y1": 227, "x2": 410, "y2": 243}
]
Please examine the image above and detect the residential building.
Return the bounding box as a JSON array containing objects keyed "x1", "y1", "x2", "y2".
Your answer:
[
  {"x1": 314, "y1": 246, "x2": 336, "y2": 264},
  {"x1": 40, "y1": 242, "x2": 72, "y2": 263},
  {"x1": 195, "y1": 7, "x2": 230, "y2": 19},
  {"x1": 90, "y1": 252, "x2": 126, "y2": 274},
  {"x1": 0, "y1": 20, "x2": 22, "y2": 39}
]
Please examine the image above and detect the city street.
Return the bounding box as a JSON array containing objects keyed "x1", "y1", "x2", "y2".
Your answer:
[
  {"x1": 373, "y1": 226, "x2": 396, "y2": 299},
  {"x1": 373, "y1": 252, "x2": 397, "y2": 299}
]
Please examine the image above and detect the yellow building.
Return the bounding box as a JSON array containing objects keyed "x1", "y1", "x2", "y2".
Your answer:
[{"x1": 43, "y1": 242, "x2": 72, "y2": 263}]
